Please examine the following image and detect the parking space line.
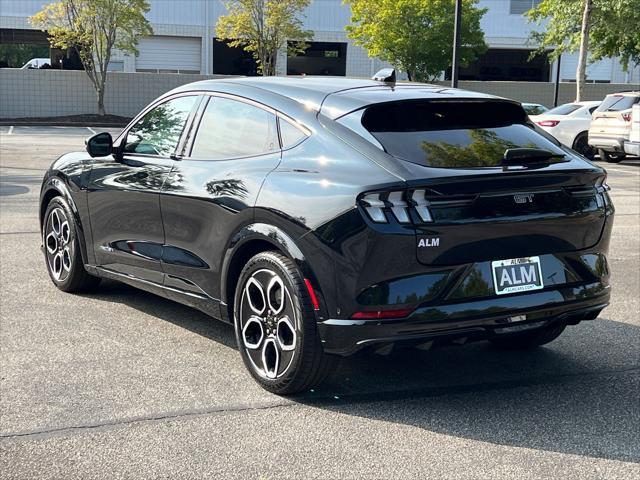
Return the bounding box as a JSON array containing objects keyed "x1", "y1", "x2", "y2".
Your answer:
[
  {"x1": 8, "y1": 126, "x2": 13, "y2": 135},
  {"x1": 87, "y1": 127, "x2": 97, "y2": 134}
]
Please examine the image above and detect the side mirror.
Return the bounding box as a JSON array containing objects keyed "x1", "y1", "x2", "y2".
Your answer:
[{"x1": 85, "y1": 132, "x2": 113, "y2": 158}]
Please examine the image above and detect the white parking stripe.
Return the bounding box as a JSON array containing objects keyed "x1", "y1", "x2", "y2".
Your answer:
[
  {"x1": 8, "y1": 126, "x2": 13, "y2": 135},
  {"x1": 87, "y1": 127, "x2": 97, "y2": 134}
]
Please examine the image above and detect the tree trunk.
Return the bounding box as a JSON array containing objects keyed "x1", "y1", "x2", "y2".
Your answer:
[
  {"x1": 97, "y1": 86, "x2": 105, "y2": 116},
  {"x1": 576, "y1": 0, "x2": 592, "y2": 102}
]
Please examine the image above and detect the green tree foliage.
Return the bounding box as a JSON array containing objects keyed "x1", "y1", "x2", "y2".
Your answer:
[
  {"x1": 216, "y1": 0, "x2": 311, "y2": 76},
  {"x1": 345, "y1": 0, "x2": 487, "y2": 82},
  {"x1": 30, "y1": 0, "x2": 152, "y2": 115},
  {"x1": 528, "y1": 0, "x2": 640, "y2": 101}
]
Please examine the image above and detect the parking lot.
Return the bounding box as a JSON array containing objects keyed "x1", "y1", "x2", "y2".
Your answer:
[{"x1": 1, "y1": 126, "x2": 639, "y2": 478}]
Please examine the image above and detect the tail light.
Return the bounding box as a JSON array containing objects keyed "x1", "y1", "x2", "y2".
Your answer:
[
  {"x1": 536, "y1": 120, "x2": 560, "y2": 127},
  {"x1": 622, "y1": 112, "x2": 632, "y2": 122},
  {"x1": 360, "y1": 190, "x2": 434, "y2": 224}
]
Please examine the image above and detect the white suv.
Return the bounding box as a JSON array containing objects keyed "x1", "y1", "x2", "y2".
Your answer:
[{"x1": 588, "y1": 91, "x2": 640, "y2": 162}]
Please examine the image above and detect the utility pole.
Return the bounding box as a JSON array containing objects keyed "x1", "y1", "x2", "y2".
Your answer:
[
  {"x1": 553, "y1": 54, "x2": 561, "y2": 107},
  {"x1": 451, "y1": 0, "x2": 462, "y2": 88}
]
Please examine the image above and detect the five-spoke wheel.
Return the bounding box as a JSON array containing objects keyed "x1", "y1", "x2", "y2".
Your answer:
[
  {"x1": 234, "y1": 251, "x2": 337, "y2": 394},
  {"x1": 239, "y1": 269, "x2": 299, "y2": 379},
  {"x1": 42, "y1": 196, "x2": 100, "y2": 292},
  {"x1": 45, "y1": 207, "x2": 73, "y2": 281}
]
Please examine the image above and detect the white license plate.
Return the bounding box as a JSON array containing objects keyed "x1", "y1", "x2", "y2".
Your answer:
[{"x1": 491, "y1": 256, "x2": 544, "y2": 295}]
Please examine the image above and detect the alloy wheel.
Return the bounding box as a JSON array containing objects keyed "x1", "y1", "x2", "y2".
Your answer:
[
  {"x1": 44, "y1": 207, "x2": 73, "y2": 282},
  {"x1": 239, "y1": 269, "x2": 299, "y2": 379}
]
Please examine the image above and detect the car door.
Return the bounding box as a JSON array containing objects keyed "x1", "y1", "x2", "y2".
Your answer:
[
  {"x1": 87, "y1": 94, "x2": 200, "y2": 284},
  {"x1": 158, "y1": 94, "x2": 281, "y2": 315}
]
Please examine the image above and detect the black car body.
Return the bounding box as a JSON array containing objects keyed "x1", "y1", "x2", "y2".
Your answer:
[{"x1": 40, "y1": 76, "x2": 614, "y2": 394}]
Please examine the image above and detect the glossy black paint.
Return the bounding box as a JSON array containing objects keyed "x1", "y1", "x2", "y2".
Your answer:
[{"x1": 39, "y1": 76, "x2": 614, "y2": 356}]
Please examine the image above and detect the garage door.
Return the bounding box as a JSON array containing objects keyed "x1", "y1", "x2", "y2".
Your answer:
[{"x1": 136, "y1": 36, "x2": 201, "y2": 73}]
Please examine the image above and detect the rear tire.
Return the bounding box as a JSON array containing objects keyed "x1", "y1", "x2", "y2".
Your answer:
[
  {"x1": 233, "y1": 251, "x2": 338, "y2": 395},
  {"x1": 489, "y1": 323, "x2": 566, "y2": 350},
  {"x1": 572, "y1": 132, "x2": 596, "y2": 159},
  {"x1": 598, "y1": 149, "x2": 625, "y2": 163},
  {"x1": 43, "y1": 196, "x2": 101, "y2": 292}
]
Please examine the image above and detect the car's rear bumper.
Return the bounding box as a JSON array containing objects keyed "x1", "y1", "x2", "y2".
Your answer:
[
  {"x1": 318, "y1": 282, "x2": 610, "y2": 355},
  {"x1": 624, "y1": 141, "x2": 640, "y2": 156},
  {"x1": 588, "y1": 135, "x2": 627, "y2": 152}
]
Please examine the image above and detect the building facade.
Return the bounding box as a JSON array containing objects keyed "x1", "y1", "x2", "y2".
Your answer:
[{"x1": 1, "y1": 0, "x2": 638, "y2": 83}]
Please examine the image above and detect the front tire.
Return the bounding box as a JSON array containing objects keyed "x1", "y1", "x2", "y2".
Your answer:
[
  {"x1": 489, "y1": 323, "x2": 566, "y2": 350},
  {"x1": 572, "y1": 132, "x2": 596, "y2": 159},
  {"x1": 43, "y1": 196, "x2": 100, "y2": 292},
  {"x1": 233, "y1": 251, "x2": 337, "y2": 395},
  {"x1": 598, "y1": 149, "x2": 625, "y2": 163}
]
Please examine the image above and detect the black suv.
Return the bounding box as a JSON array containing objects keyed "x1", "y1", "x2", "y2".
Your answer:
[{"x1": 40, "y1": 75, "x2": 614, "y2": 394}]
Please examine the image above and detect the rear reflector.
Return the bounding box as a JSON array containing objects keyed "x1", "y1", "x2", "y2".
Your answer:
[
  {"x1": 536, "y1": 120, "x2": 560, "y2": 127},
  {"x1": 304, "y1": 278, "x2": 320, "y2": 310},
  {"x1": 351, "y1": 308, "x2": 414, "y2": 320}
]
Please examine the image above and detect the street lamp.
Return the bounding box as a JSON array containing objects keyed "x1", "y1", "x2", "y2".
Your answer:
[{"x1": 451, "y1": 0, "x2": 462, "y2": 88}]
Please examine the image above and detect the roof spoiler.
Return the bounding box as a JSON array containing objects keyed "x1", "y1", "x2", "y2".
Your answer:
[{"x1": 372, "y1": 68, "x2": 396, "y2": 85}]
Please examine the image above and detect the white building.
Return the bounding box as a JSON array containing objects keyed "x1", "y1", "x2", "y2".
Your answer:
[{"x1": 1, "y1": 0, "x2": 638, "y2": 83}]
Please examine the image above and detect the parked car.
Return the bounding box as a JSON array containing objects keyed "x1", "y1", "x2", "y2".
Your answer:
[
  {"x1": 21, "y1": 58, "x2": 51, "y2": 69},
  {"x1": 624, "y1": 104, "x2": 640, "y2": 157},
  {"x1": 39, "y1": 74, "x2": 614, "y2": 394},
  {"x1": 588, "y1": 91, "x2": 640, "y2": 162},
  {"x1": 521, "y1": 103, "x2": 549, "y2": 116},
  {"x1": 530, "y1": 101, "x2": 601, "y2": 159}
]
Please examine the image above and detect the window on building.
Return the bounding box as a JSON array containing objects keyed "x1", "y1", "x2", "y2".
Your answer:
[
  {"x1": 452, "y1": 48, "x2": 550, "y2": 82},
  {"x1": 287, "y1": 42, "x2": 347, "y2": 76},
  {"x1": 510, "y1": 0, "x2": 543, "y2": 15},
  {"x1": 124, "y1": 96, "x2": 198, "y2": 157},
  {"x1": 191, "y1": 97, "x2": 278, "y2": 160}
]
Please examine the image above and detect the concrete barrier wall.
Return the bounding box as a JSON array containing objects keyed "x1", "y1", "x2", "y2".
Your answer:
[
  {"x1": 0, "y1": 69, "x2": 232, "y2": 119},
  {"x1": 1, "y1": 69, "x2": 639, "y2": 119},
  {"x1": 445, "y1": 80, "x2": 639, "y2": 106}
]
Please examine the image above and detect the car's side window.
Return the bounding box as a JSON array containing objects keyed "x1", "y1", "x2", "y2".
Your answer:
[
  {"x1": 190, "y1": 96, "x2": 278, "y2": 160},
  {"x1": 279, "y1": 117, "x2": 309, "y2": 149},
  {"x1": 124, "y1": 96, "x2": 198, "y2": 157}
]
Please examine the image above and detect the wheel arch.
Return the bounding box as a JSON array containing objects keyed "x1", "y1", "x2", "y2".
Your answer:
[
  {"x1": 572, "y1": 130, "x2": 589, "y2": 149},
  {"x1": 221, "y1": 223, "x2": 327, "y2": 324}
]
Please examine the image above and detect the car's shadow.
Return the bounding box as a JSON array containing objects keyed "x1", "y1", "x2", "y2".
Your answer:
[{"x1": 82, "y1": 280, "x2": 640, "y2": 464}]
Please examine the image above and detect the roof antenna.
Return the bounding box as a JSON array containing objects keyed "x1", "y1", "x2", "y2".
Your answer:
[{"x1": 372, "y1": 68, "x2": 396, "y2": 85}]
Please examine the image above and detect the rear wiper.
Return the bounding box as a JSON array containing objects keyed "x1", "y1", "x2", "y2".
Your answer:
[{"x1": 502, "y1": 148, "x2": 566, "y2": 165}]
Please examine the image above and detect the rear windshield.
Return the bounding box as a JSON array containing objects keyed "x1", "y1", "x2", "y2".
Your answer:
[
  {"x1": 356, "y1": 100, "x2": 565, "y2": 168},
  {"x1": 597, "y1": 94, "x2": 640, "y2": 112},
  {"x1": 546, "y1": 104, "x2": 581, "y2": 115}
]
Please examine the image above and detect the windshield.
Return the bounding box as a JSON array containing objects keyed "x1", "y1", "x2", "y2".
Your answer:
[
  {"x1": 355, "y1": 100, "x2": 566, "y2": 168},
  {"x1": 546, "y1": 104, "x2": 581, "y2": 116},
  {"x1": 596, "y1": 95, "x2": 640, "y2": 112}
]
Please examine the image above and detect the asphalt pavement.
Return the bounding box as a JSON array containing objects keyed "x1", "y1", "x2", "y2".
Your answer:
[{"x1": 1, "y1": 126, "x2": 639, "y2": 479}]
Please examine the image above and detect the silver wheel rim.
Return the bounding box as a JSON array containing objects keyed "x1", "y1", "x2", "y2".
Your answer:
[
  {"x1": 45, "y1": 207, "x2": 73, "y2": 281},
  {"x1": 239, "y1": 269, "x2": 299, "y2": 380}
]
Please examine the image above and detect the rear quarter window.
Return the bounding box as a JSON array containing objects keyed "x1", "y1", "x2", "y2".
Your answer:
[{"x1": 355, "y1": 100, "x2": 565, "y2": 168}]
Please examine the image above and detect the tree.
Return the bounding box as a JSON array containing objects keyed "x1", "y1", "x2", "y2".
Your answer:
[
  {"x1": 345, "y1": 0, "x2": 487, "y2": 82},
  {"x1": 528, "y1": 0, "x2": 640, "y2": 102},
  {"x1": 216, "y1": 0, "x2": 311, "y2": 76},
  {"x1": 30, "y1": 0, "x2": 152, "y2": 115}
]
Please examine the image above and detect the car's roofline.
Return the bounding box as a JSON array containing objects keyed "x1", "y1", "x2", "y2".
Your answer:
[{"x1": 167, "y1": 76, "x2": 506, "y2": 120}]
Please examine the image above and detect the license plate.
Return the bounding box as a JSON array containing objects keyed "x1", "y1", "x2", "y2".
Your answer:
[{"x1": 491, "y1": 256, "x2": 543, "y2": 295}]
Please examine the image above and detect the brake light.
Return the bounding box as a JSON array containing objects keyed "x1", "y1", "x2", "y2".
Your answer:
[
  {"x1": 360, "y1": 190, "x2": 433, "y2": 224},
  {"x1": 536, "y1": 120, "x2": 560, "y2": 127},
  {"x1": 622, "y1": 112, "x2": 632, "y2": 122},
  {"x1": 351, "y1": 307, "x2": 415, "y2": 320}
]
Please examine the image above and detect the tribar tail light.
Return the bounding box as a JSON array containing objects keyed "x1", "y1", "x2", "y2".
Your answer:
[{"x1": 359, "y1": 190, "x2": 434, "y2": 224}]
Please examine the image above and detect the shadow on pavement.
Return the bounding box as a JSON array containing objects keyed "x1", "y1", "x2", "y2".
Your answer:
[{"x1": 81, "y1": 281, "x2": 639, "y2": 464}]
